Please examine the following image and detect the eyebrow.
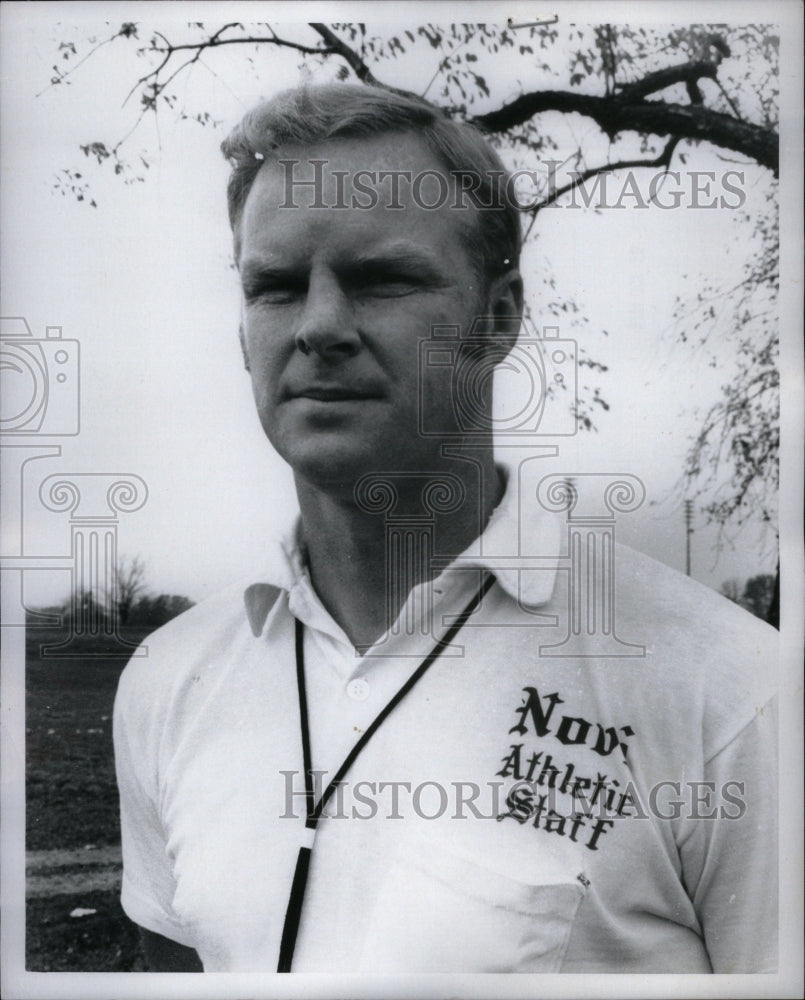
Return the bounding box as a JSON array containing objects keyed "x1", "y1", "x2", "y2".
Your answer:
[
  {"x1": 344, "y1": 250, "x2": 449, "y2": 289},
  {"x1": 350, "y1": 243, "x2": 444, "y2": 273},
  {"x1": 239, "y1": 258, "x2": 298, "y2": 289}
]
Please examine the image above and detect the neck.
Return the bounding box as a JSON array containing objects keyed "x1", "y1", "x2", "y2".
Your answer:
[{"x1": 295, "y1": 451, "x2": 503, "y2": 649}]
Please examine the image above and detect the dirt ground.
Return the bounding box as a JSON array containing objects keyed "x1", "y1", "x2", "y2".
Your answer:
[
  {"x1": 25, "y1": 626, "x2": 150, "y2": 971},
  {"x1": 26, "y1": 886, "x2": 145, "y2": 973}
]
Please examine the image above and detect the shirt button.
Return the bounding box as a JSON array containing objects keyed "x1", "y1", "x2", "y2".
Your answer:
[{"x1": 346, "y1": 678, "x2": 370, "y2": 701}]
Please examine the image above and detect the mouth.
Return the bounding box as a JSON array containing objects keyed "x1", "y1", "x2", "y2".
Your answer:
[{"x1": 289, "y1": 385, "x2": 382, "y2": 402}]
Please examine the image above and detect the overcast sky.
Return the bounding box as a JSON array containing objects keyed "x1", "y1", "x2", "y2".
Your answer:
[{"x1": 0, "y1": 5, "x2": 791, "y2": 607}]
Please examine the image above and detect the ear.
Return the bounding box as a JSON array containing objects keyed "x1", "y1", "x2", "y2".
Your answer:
[
  {"x1": 238, "y1": 321, "x2": 251, "y2": 373},
  {"x1": 484, "y1": 268, "x2": 523, "y2": 354}
]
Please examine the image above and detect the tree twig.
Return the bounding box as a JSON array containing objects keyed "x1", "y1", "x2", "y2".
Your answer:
[
  {"x1": 308, "y1": 23, "x2": 415, "y2": 98},
  {"x1": 522, "y1": 137, "x2": 680, "y2": 238},
  {"x1": 714, "y1": 78, "x2": 743, "y2": 120},
  {"x1": 124, "y1": 24, "x2": 336, "y2": 106},
  {"x1": 36, "y1": 28, "x2": 123, "y2": 98}
]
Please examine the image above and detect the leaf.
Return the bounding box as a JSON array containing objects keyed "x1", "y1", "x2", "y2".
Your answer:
[
  {"x1": 418, "y1": 25, "x2": 442, "y2": 49},
  {"x1": 471, "y1": 72, "x2": 489, "y2": 98},
  {"x1": 79, "y1": 142, "x2": 110, "y2": 164}
]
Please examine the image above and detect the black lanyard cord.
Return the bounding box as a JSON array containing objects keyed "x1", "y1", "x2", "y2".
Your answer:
[
  {"x1": 276, "y1": 571, "x2": 495, "y2": 972},
  {"x1": 294, "y1": 617, "x2": 315, "y2": 824}
]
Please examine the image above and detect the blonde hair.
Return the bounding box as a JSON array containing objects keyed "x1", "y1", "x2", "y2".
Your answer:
[{"x1": 221, "y1": 83, "x2": 521, "y2": 281}]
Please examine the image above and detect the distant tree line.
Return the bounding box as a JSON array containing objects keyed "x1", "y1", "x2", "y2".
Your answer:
[
  {"x1": 58, "y1": 556, "x2": 195, "y2": 630},
  {"x1": 125, "y1": 592, "x2": 195, "y2": 627},
  {"x1": 60, "y1": 587, "x2": 194, "y2": 629},
  {"x1": 720, "y1": 572, "x2": 778, "y2": 625}
]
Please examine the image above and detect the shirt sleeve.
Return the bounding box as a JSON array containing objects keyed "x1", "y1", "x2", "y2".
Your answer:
[
  {"x1": 113, "y1": 655, "x2": 196, "y2": 948},
  {"x1": 677, "y1": 695, "x2": 778, "y2": 972}
]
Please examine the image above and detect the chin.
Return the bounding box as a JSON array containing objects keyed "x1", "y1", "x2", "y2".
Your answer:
[
  {"x1": 287, "y1": 445, "x2": 382, "y2": 495},
  {"x1": 287, "y1": 440, "x2": 436, "y2": 499}
]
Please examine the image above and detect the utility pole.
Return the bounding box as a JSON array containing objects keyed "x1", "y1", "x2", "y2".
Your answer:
[{"x1": 684, "y1": 500, "x2": 694, "y2": 577}]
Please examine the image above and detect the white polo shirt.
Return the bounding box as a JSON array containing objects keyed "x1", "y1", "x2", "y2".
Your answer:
[{"x1": 114, "y1": 475, "x2": 777, "y2": 973}]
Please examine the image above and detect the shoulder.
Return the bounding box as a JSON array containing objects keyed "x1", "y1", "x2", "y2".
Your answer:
[
  {"x1": 613, "y1": 544, "x2": 777, "y2": 750},
  {"x1": 614, "y1": 543, "x2": 776, "y2": 651},
  {"x1": 114, "y1": 579, "x2": 257, "y2": 723}
]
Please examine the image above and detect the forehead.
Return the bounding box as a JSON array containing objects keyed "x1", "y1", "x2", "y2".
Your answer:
[{"x1": 238, "y1": 132, "x2": 479, "y2": 266}]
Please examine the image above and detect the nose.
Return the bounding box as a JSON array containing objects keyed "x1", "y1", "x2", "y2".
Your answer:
[{"x1": 295, "y1": 270, "x2": 360, "y2": 360}]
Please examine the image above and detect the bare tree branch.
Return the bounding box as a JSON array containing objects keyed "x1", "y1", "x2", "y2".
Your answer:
[
  {"x1": 309, "y1": 23, "x2": 382, "y2": 83},
  {"x1": 152, "y1": 33, "x2": 334, "y2": 57},
  {"x1": 614, "y1": 59, "x2": 718, "y2": 100},
  {"x1": 525, "y1": 137, "x2": 680, "y2": 234},
  {"x1": 309, "y1": 23, "x2": 415, "y2": 98},
  {"x1": 472, "y1": 86, "x2": 778, "y2": 175},
  {"x1": 124, "y1": 23, "x2": 337, "y2": 107},
  {"x1": 714, "y1": 78, "x2": 743, "y2": 120},
  {"x1": 301, "y1": 33, "x2": 778, "y2": 176}
]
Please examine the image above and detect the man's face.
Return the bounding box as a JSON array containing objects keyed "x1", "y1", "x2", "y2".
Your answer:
[{"x1": 238, "y1": 132, "x2": 518, "y2": 492}]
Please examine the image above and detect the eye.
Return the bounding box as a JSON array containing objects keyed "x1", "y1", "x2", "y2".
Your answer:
[
  {"x1": 363, "y1": 282, "x2": 416, "y2": 298},
  {"x1": 244, "y1": 280, "x2": 306, "y2": 305},
  {"x1": 357, "y1": 271, "x2": 420, "y2": 298},
  {"x1": 257, "y1": 288, "x2": 302, "y2": 304}
]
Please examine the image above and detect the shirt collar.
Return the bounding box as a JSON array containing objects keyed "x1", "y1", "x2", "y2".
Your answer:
[
  {"x1": 243, "y1": 465, "x2": 561, "y2": 637},
  {"x1": 454, "y1": 466, "x2": 561, "y2": 606},
  {"x1": 243, "y1": 518, "x2": 305, "y2": 636}
]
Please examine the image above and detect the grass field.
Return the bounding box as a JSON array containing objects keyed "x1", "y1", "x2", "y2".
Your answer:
[{"x1": 25, "y1": 624, "x2": 152, "y2": 972}]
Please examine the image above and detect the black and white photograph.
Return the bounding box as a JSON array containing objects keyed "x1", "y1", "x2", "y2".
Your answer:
[{"x1": 1, "y1": 2, "x2": 802, "y2": 997}]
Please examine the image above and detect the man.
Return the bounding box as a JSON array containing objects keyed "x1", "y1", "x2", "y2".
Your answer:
[{"x1": 114, "y1": 84, "x2": 777, "y2": 974}]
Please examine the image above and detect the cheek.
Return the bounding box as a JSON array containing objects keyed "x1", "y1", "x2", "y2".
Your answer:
[
  {"x1": 242, "y1": 353, "x2": 283, "y2": 428},
  {"x1": 243, "y1": 317, "x2": 286, "y2": 378}
]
